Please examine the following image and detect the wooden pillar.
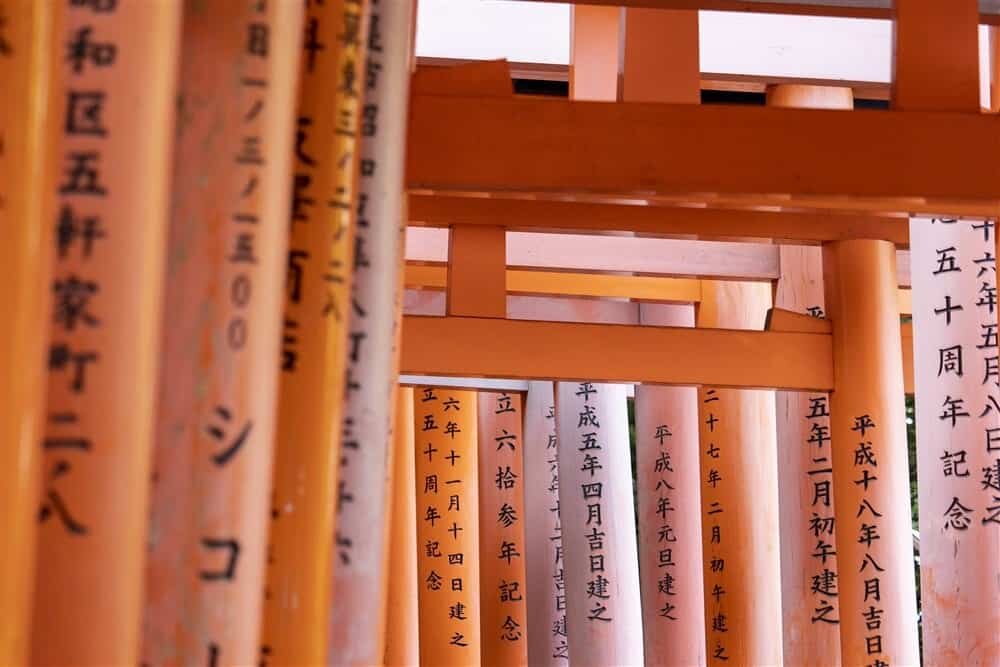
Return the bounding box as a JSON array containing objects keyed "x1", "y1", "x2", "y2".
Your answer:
[
  {"x1": 261, "y1": 1, "x2": 365, "y2": 663},
  {"x1": 823, "y1": 241, "x2": 919, "y2": 666},
  {"x1": 414, "y1": 387, "x2": 482, "y2": 666},
  {"x1": 0, "y1": 3, "x2": 58, "y2": 663},
  {"x1": 142, "y1": 3, "x2": 301, "y2": 665},
  {"x1": 769, "y1": 83, "x2": 852, "y2": 667},
  {"x1": 622, "y1": 9, "x2": 706, "y2": 665},
  {"x1": 697, "y1": 281, "x2": 783, "y2": 666},
  {"x1": 328, "y1": 1, "x2": 414, "y2": 663},
  {"x1": 33, "y1": 2, "x2": 181, "y2": 665},
  {"x1": 385, "y1": 386, "x2": 420, "y2": 667},
  {"x1": 556, "y1": 382, "x2": 643, "y2": 666},
  {"x1": 523, "y1": 381, "x2": 568, "y2": 664},
  {"x1": 478, "y1": 391, "x2": 529, "y2": 665},
  {"x1": 893, "y1": 3, "x2": 1000, "y2": 663}
]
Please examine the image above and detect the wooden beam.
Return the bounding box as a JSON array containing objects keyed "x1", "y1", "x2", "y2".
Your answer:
[
  {"x1": 447, "y1": 225, "x2": 507, "y2": 317},
  {"x1": 407, "y1": 95, "x2": 1000, "y2": 214},
  {"x1": 400, "y1": 316, "x2": 832, "y2": 390},
  {"x1": 409, "y1": 195, "x2": 910, "y2": 245}
]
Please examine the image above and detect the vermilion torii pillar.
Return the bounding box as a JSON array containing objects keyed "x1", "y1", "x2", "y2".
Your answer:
[
  {"x1": 0, "y1": 3, "x2": 57, "y2": 663},
  {"x1": 523, "y1": 381, "x2": 567, "y2": 664},
  {"x1": 143, "y1": 3, "x2": 301, "y2": 665},
  {"x1": 33, "y1": 2, "x2": 181, "y2": 665},
  {"x1": 478, "y1": 392, "x2": 530, "y2": 665},
  {"x1": 328, "y1": 2, "x2": 414, "y2": 663},
  {"x1": 622, "y1": 8, "x2": 707, "y2": 666},
  {"x1": 414, "y1": 388, "x2": 482, "y2": 666},
  {"x1": 769, "y1": 83, "x2": 852, "y2": 667},
  {"x1": 894, "y1": 2, "x2": 1000, "y2": 662},
  {"x1": 262, "y1": 1, "x2": 366, "y2": 663},
  {"x1": 824, "y1": 240, "x2": 920, "y2": 666},
  {"x1": 698, "y1": 281, "x2": 783, "y2": 666}
]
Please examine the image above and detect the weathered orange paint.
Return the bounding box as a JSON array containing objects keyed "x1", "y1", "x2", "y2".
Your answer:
[
  {"x1": 697, "y1": 280, "x2": 783, "y2": 666},
  {"x1": 261, "y1": 1, "x2": 364, "y2": 663},
  {"x1": 477, "y1": 392, "x2": 529, "y2": 665},
  {"x1": 385, "y1": 386, "x2": 420, "y2": 667},
  {"x1": 142, "y1": 2, "x2": 301, "y2": 665},
  {"x1": 0, "y1": 2, "x2": 58, "y2": 663},
  {"x1": 32, "y1": 2, "x2": 180, "y2": 664},
  {"x1": 823, "y1": 240, "x2": 919, "y2": 667},
  {"x1": 414, "y1": 388, "x2": 482, "y2": 666}
]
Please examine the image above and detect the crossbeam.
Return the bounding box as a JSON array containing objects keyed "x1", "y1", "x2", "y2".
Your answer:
[
  {"x1": 407, "y1": 95, "x2": 1000, "y2": 216},
  {"x1": 400, "y1": 315, "x2": 833, "y2": 390},
  {"x1": 409, "y1": 194, "x2": 910, "y2": 245}
]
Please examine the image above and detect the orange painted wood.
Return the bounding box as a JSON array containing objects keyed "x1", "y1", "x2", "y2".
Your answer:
[
  {"x1": 823, "y1": 240, "x2": 920, "y2": 667},
  {"x1": 447, "y1": 225, "x2": 506, "y2": 318},
  {"x1": 408, "y1": 194, "x2": 910, "y2": 245},
  {"x1": 399, "y1": 315, "x2": 834, "y2": 390},
  {"x1": 407, "y1": 95, "x2": 1000, "y2": 211},
  {"x1": 414, "y1": 388, "x2": 482, "y2": 666},
  {"x1": 569, "y1": 5, "x2": 620, "y2": 102},
  {"x1": 0, "y1": 2, "x2": 58, "y2": 663},
  {"x1": 328, "y1": 2, "x2": 415, "y2": 663},
  {"x1": 769, "y1": 84, "x2": 848, "y2": 666},
  {"x1": 261, "y1": 1, "x2": 364, "y2": 663},
  {"x1": 555, "y1": 382, "x2": 643, "y2": 665},
  {"x1": 522, "y1": 382, "x2": 568, "y2": 664},
  {"x1": 697, "y1": 281, "x2": 783, "y2": 666},
  {"x1": 622, "y1": 8, "x2": 699, "y2": 105},
  {"x1": 385, "y1": 386, "x2": 420, "y2": 667},
  {"x1": 32, "y1": 2, "x2": 180, "y2": 665},
  {"x1": 142, "y1": 3, "x2": 301, "y2": 665},
  {"x1": 635, "y1": 305, "x2": 707, "y2": 666},
  {"x1": 411, "y1": 59, "x2": 513, "y2": 97},
  {"x1": 477, "y1": 392, "x2": 529, "y2": 665},
  {"x1": 766, "y1": 307, "x2": 832, "y2": 334},
  {"x1": 910, "y1": 219, "x2": 1000, "y2": 664}
]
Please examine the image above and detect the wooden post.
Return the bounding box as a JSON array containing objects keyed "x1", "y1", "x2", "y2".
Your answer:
[
  {"x1": 769, "y1": 83, "x2": 853, "y2": 667},
  {"x1": 523, "y1": 381, "x2": 568, "y2": 664},
  {"x1": 556, "y1": 382, "x2": 643, "y2": 666},
  {"x1": 622, "y1": 9, "x2": 706, "y2": 665},
  {"x1": 33, "y1": 2, "x2": 181, "y2": 665},
  {"x1": 823, "y1": 240, "x2": 920, "y2": 667},
  {"x1": 385, "y1": 386, "x2": 420, "y2": 667},
  {"x1": 328, "y1": 1, "x2": 414, "y2": 663},
  {"x1": 414, "y1": 387, "x2": 482, "y2": 666},
  {"x1": 0, "y1": 3, "x2": 58, "y2": 663},
  {"x1": 142, "y1": 3, "x2": 301, "y2": 665},
  {"x1": 261, "y1": 1, "x2": 365, "y2": 663},
  {"x1": 477, "y1": 391, "x2": 529, "y2": 665},
  {"x1": 697, "y1": 281, "x2": 783, "y2": 666}
]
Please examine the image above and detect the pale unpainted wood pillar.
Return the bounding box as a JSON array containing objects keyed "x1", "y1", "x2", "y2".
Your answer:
[
  {"x1": 478, "y1": 392, "x2": 529, "y2": 665},
  {"x1": 893, "y1": 2, "x2": 1000, "y2": 663},
  {"x1": 33, "y1": 2, "x2": 181, "y2": 665},
  {"x1": 823, "y1": 240, "x2": 920, "y2": 667},
  {"x1": 328, "y1": 2, "x2": 415, "y2": 664},
  {"x1": 0, "y1": 2, "x2": 58, "y2": 663},
  {"x1": 385, "y1": 386, "x2": 420, "y2": 667},
  {"x1": 622, "y1": 9, "x2": 706, "y2": 665},
  {"x1": 523, "y1": 381, "x2": 568, "y2": 665},
  {"x1": 414, "y1": 388, "x2": 482, "y2": 667},
  {"x1": 142, "y1": 3, "x2": 302, "y2": 665},
  {"x1": 697, "y1": 281, "x2": 783, "y2": 666},
  {"x1": 768, "y1": 83, "x2": 852, "y2": 667},
  {"x1": 261, "y1": 1, "x2": 366, "y2": 664},
  {"x1": 556, "y1": 382, "x2": 643, "y2": 667}
]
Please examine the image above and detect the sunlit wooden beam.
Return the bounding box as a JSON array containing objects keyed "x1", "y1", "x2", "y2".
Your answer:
[{"x1": 400, "y1": 315, "x2": 833, "y2": 390}]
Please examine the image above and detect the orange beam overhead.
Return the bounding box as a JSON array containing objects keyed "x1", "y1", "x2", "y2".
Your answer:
[
  {"x1": 400, "y1": 316, "x2": 832, "y2": 390},
  {"x1": 408, "y1": 195, "x2": 911, "y2": 245},
  {"x1": 407, "y1": 95, "x2": 1000, "y2": 215}
]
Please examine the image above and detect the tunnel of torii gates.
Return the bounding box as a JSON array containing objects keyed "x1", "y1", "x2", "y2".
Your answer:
[{"x1": 5, "y1": 0, "x2": 1000, "y2": 666}]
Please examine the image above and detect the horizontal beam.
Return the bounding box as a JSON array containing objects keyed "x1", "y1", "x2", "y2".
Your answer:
[
  {"x1": 400, "y1": 315, "x2": 833, "y2": 390},
  {"x1": 407, "y1": 95, "x2": 1000, "y2": 215},
  {"x1": 409, "y1": 194, "x2": 910, "y2": 244},
  {"x1": 510, "y1": 0, "x2": 1000, "y2": 25}
]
